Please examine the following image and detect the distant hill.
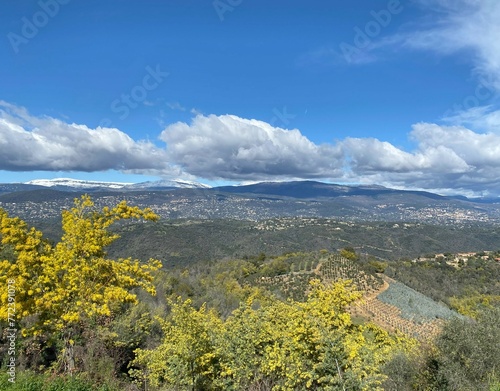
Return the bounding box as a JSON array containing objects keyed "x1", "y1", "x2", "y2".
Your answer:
[
  {"x1": 0, "y1": 183, "x2": 45, "y2": 195},
  {"x1": 215, "y1": 180, "x2": 446, "y2": 200},
  {"x1": 0, "y1": 178, "x2": 489, "y2": 203},
  {"x1": 0, "y1": 179, "x2": 499, "y2": 225},
  {"x1": 0, "y1": 188, "x2": 76, "y2": 203},
  {"x1": 126, "y1": 179, "x2": 211, "y2": 190},
  {"x1": 100, "y1": 219, "x2": 500, "y2": 267}
]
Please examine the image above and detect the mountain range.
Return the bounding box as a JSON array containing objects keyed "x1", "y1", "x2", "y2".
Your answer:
[
  {"x1": 23, "y1": 178, "x2": 210, "y2": 191},
  {"x1": 1, "y1": 178, "x2": 499, "y2": 225},
  {"x1": 5, "y1": 177, "x2": 496, "y2": 203}
]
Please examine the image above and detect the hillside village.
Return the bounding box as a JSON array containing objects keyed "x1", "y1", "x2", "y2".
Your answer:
[
  {"x1": 413, "y1": 250, "x2": 500, "y2": 264},
  {"x1": 1, "y1": 193, "x2": 499, "y2": 225}
]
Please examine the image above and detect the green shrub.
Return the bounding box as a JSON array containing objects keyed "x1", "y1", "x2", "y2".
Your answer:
[{"x1": 0, "y1": 371, "x2": 118, "y2": 391}]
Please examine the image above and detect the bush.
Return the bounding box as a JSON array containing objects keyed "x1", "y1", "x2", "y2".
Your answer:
[
  {"x1": 435, "y1": 307, "x2": 500, "y2": 391},
  {"x1": 383, "y1": 307, "x2": 500, "y2": 391},
  {"x1": 0, "y1": 371, "x2": 119, "y2": 391}
]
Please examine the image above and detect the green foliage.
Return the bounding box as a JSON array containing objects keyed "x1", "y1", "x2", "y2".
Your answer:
[
  {"x1": 385, "y1": 256, "x2": 500, "y2": 309},
  {"x1": 0, "y1": 371, "x2": 118, "y2": 391},
  {"x1": 382, "y1": 351, "x2": 420, "y2": 391},
  {"x1": 434, "y1": 307, "x2": 500, "y2": 390},
  {"x1": 260, "y1": 257, "x2": 289, "y2": 277},
  {"x1": 383, "y1": 307, "x2": 500, "y2": 390},
  {"x1": 368, "y1": 260, "x2": 387, "y2": 274},
  {"x1": 449, "y1": 292, "x2": 500, "y2": 318},
  {"x1": 340, "y1": 247, "x2": 359, "y2": 261}
]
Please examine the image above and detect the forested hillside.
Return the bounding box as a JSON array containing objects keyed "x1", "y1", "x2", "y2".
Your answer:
[
  {"x1": 28, "y1": 216, "x2": 500, "y2": 268},
  {"x1": 1, "y1": 197, "x2": 499, "y2": 390}
]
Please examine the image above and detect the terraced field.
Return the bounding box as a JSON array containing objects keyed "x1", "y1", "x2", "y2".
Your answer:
[
  {"x1": 351, "y1": 275, "x2": 464, "y2": 340},
  {"x1": 257, "y1": 254, "x2": 462, "y2": 340},
  {"x1": 377, "y1": 277, "x2": 459, "y2": 323},
  {"x1": 259, "y1": 272, "x2": 315, "y2": 301},
  {"x1": 318, "y1": 254, "x2": 383, "y2": 295},
  {"x1": 351, "y1": 296, "x2": 445, "y2": 340}
]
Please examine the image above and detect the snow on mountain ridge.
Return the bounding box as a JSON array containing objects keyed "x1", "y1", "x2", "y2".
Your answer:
[
  {"x1": 24, "y1": 178, "x2": 211, "y2": 190},
  {"x1": 25, "y1": 178, "x2": 131, "y2": 189}
]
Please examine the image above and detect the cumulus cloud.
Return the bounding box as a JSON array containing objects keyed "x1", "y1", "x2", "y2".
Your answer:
[
  {"x1": 0, "y1": 101, "x2": 169, "y2": 172},
  {"x1": 160, "y1": 114, "x2": 344, "y2": 180},
  {"x1": 410, "y1": 122, "x2": 500, "y2": 167},
  {"x1": 342, "y1": 122, "x2": 500, "y2": 196},
  {"x1": 159, "y1": 114, "x2": 500, "y2": 194},
  {"x1": 343, "y1": 137, "x2": 468, "y2": 174},
  {"x1": 3, "y1": 100, "x2": 500, "y2": 196}
]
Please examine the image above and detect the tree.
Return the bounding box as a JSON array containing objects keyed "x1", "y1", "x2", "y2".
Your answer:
[
  {"x1": 0, "y1": 195, "x2": 162, "y2": 372},
  {"x1": 132, "y1": 297, "x2": 222, "y2": 390},
  {"x1": 383, "y1": 307, "x2": 500, "y2": 391},
  {"x1": 449, "y1": 293, "x2": 500, "y2": 319},
  {"x1": 133, "y1": 280, "x2": 415, "y2": 390},
  {"x1": 435, "y1": 307, "x2": 500, "y2": 390},
  {"x1": 340, "y1": 247, "x2": 359, "y2": 261}
]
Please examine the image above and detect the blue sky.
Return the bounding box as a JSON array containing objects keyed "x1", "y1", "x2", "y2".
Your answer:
[{"x1": 1, "y1": 0, "x2": 500, "y2": 196}]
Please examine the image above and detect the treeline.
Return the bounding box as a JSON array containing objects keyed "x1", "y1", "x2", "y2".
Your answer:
[
  {"x1": 383, "y1": 255, "x2": 500, "y2": 318},
  {"x1": 0, "y1": 196, "x2": 499, "y2": 390}
]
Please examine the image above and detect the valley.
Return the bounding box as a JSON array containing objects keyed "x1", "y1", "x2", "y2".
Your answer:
[
  {"x1": 1, "y1": 180, "x2": 499, "y2": 226},
  {"x1": 1, "y1": 182, "x2": 499, "y2": 390}
]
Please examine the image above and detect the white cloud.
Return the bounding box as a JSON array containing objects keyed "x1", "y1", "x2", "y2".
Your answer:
[
  {"x1": 160, "y1": 114, "x2": 344, "y2": 180},
  {"x1": 401, "y1": 0, "x2": 500, "y2": 92},
  {"x1": 332, "y1": 0, "x2": 500, "y2": 196},
  {"x1": 343, "y1": 136, "x2": 470, "y2": 174},
  {"x1": 342, "y1": 122, "x2": 500, "y2": 196},
  {"x1": 3, "y1": 101, "x2": 500, "y2": 196},
  {"x1": 411, "y1": 122, "x2": 500, "y2": 168},
  {"x1": 442, "y1": 105, "x2": 500, "y2": 131},
  {"x1": 0, "y1": 101, "x2": 169, "y2": 172}
]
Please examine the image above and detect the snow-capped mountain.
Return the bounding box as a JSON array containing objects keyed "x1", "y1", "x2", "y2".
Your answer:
[
  {"x1": 125, "y1": 179, "x2": 211, "y2": 189},
  {"x1": 23, "y1": 178, "x2": 211, "y2": 191},
  {"x1": 25, "y1": 178, "x2": 131, "y2": 189}
]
